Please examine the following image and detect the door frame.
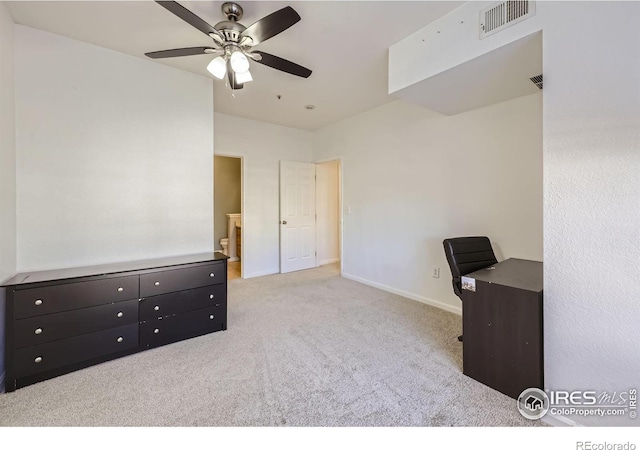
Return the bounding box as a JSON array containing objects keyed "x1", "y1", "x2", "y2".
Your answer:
[
  {"x1": 214, "y1": 152, "x2": 245, "y2": 279},
  {"x1": 314, "y1": 156, "x2": 344, "y2": 275}
]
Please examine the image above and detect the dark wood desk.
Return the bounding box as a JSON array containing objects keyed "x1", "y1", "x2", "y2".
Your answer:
[{"x1": 461, "y1": 258, "x2": 543, "y2": 399}]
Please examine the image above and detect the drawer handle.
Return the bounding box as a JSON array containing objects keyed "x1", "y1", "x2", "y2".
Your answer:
[
  {"x1": 117, "y1": 312, "x2": 124, "y2": 318},
  {"x1": 154, "y1": 305, "x2": 160, "y2": 311},
  {"x1": 209, "y1": 294, "x2": 214, "y2": 299},
  {"x1": 154, "y1": 281, "x2": 160, "y2": 286},
  {"x1": 154, "y1": 328, "x2": 160, "y2": 334},
  {"x1": 34, "y1": 356, "x2": 43, "y2": 363},
  {"x1": 117, "y1": 287, "x2": 124, "y2": 292},
  {"x1": 117, "y1": 337, "x2": 124, "y2": 343},
  {"x1": 34, "y1": 328, "x2": 43, "y2": 335},
  {"x1": 209, "y1": 315, "x2": 214, "y2": 320},
  {"x1": 209, "y1": 273, "x2": 215, "y2": 278},
  {"x1": 35, "y1": 299, "x2": 43, "y2": 306}
]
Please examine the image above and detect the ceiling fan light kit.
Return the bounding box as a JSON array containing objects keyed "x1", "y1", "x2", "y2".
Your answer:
[
  {"x1": 207, "y1": 56, "x2": 226, "y2": 79},
  {"x1": 230, "y1": 50, "x2": 250, "y2": 73},
  {"x1": 235, "y1": 69, "x2": 253, "y2": 84},
  {"x1": 146, "y1": 1, "x2": 312, "y2": 90}
]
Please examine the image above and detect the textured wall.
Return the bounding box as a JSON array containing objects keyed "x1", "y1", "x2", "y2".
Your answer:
[
  {"x1": 313, "y1": 95, "x2": 542, "y2": 314},
  {"x1": 15, "y1": 26, "x2": 214, "y2": 271},
  {"x1": 214, "y1": 113, "x2": 313, "y2": 278},
  {"x1": 0, "y1": 2, "x2": 16, "y2": 389},
  {"x1": 542, "y1": 2, "x2": 640, "y2": 426},
  {"x1": 389, "y1": 0, "x2": 640, "y2": 425},
  {"x1": 0, "y1": 4, "x2": 16, "y2": 280}
]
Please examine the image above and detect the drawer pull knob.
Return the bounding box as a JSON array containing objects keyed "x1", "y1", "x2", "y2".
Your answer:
[
  {"x1": 35, "y1": 328, "x2": 43, "y2": 335},
  {"x1": 154, "y1": 305, "x2": 160, "y2": 311},
  {"x1": 209, "y1": 315, "x2": 214, "y2": 320},
  {"x1": 117, "y1": 337, "x2": 124, "y2": 343},
  {"x1": 154, "y1": 328, "x2": 160, "y2": 334},
  {"x1": 154, "y1": 281, "x2": 160, "y2": 286},
  {"x1": 209, "y1": 294, "x2": 214, "y2": 299},
  {"x1": 117, "y1": 312, "x2": 124, "y2": 318},
  {"x1": 209, "y1": 273, "x2": 215, "y2": 277},
  {"x1": 35, "y1": 299, "x2": 43, "y2": 306},
  {"x1": 34, "y1": 356, "x2": 43, "y2": 363}
]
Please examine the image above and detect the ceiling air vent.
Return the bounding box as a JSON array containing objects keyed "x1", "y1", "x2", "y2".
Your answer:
[
  {"x1": 480, "y1": 1, "x2": 536, "y2": 39},
  {"x1": 530, "y1": 74, "x2": 543, "y2": 89}
]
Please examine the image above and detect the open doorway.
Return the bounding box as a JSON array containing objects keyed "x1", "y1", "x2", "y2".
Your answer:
[
  {"x1": 214, "y1": 155, "x2": 242, "y2": 280},
  {"x1": 316, "y1": 159, "x2": 342, "y2": 272},
  {"x1": 278, "y1": 159, "x2": 342, "y2": 274}
]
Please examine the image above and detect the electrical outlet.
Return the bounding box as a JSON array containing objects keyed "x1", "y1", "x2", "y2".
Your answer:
[{"x1": 432, "y1": 268, "x2": 440, "y2": 278}]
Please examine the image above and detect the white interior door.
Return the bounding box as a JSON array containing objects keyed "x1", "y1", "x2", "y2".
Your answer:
[{"x1": 280, "y1": 161, "x2": 317, "y2": 273}]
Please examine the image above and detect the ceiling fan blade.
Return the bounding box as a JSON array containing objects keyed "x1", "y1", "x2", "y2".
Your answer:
[
  {"x1": 156, "y1": 1, "x2": 219, "y2": 37},
  {"x1": 239, "y1": 6, "x2": 300, "y2": 46},
  {"x1": 227, "y1": 60, "x2": 244, "y2": 90},
  {"x1": 252, "y1": 51, "x2": 312, "y2": 78},
  {"x1": 145, "y1": 47, "x2": 218, "y2": 59}
]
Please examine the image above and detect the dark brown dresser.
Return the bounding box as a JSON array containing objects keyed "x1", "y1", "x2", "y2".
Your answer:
[
  {"x1": 461, "y1": 258, "x2": 543, "y2": 399},
  {"x1": 1, "y1": 252, "x2": 228, "y2": 392}
]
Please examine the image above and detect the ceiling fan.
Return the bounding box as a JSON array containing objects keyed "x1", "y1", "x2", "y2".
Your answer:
[{"x1": 145, "y1": 1, "x2": 312, "y2": 90}]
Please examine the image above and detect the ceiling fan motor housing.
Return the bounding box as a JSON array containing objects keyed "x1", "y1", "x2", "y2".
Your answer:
[
  {"x1": 221, "y1": 2, "x2": 243, "y2": 21},
  {"x1": 214, "y1": 20, "x2": 246, "y2": 43}
]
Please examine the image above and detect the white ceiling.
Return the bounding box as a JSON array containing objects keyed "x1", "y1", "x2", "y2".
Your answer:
[{"x1": 5, "y1": 1, "x2": 463, "y2": 131}]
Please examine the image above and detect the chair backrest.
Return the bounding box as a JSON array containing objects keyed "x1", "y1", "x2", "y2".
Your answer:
[{"x1": 442, "y1": 236, "x2": 498, "y2": 299}]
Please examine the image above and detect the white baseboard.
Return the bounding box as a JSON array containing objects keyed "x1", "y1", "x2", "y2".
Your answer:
[
  {"x1": 243, "y1": 269, "x2": 279, "y2": 279},
  {"x1": 319, "y1": 258, "x2": 340, "y2": 266},
  {"x1": 542, "y1": 414, "x2": 584, "y2": 427},
  {"x1": 341, "y1": 272, "x2": 462, "y2": 316}
]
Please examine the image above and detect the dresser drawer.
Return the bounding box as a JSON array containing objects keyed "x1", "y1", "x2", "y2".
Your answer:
[
  {"x1": 13, "y1": 276, "x2": 139, "y2": 319},
  {"x1": 140, "y1": 262, "x2": 225, "y2": 297},
  {"x1": 139, "y1": 284, "x2": 226, "y2": 320},
  {"x1": 13, "y1": 299, "x2": 139, "y2": 349},
  {"x1": 13, "y1": 323, "x2": 139, "y2": 378},
  {"x1": 140, "y1": 306, "x2": 224, "y2": 348}
]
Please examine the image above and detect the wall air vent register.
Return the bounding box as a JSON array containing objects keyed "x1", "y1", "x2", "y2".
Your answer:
[
  {"x1": 529, "y1": 74, "x2": 543, "y2": 90},
  {"x1": 480, "y1": 1, "x2": 536, "y2": 39}
]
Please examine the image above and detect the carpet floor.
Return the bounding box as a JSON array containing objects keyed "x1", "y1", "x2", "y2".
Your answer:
[{"x1": 0, "y1": 263, "x2": 544, "y2": 427}]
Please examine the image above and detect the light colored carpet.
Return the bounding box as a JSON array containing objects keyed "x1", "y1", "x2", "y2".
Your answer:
[{"x1": 0, "y1": 264, "x2": 544, "y2": 427}]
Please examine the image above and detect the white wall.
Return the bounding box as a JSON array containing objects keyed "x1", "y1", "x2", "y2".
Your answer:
[
  {"x1": 0, "y1": 1, "x2": 16, "y2": 389},
  {"x1": 316, "y1": 160, "x2": 340, "y2": 266},
  {"x1": 214, "y1": 112, "x2": 313, "y2": 278},
  {"x1": 389, "y1": 0, "x2": 640, "y2": 426},
  {"x1": 313, "y1": 95, "x2": 542, "y2": 314},
  {"x1": 15, "y1": 26, "x2": 214, "y2": 271},
  {"x1": 542, "y1": 2, "x2": 640, "y2": 426}
]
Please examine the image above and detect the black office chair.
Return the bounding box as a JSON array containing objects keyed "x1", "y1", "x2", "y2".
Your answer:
[{"x1": 442, "y1": 236, "x2": 498, "y2": 342}]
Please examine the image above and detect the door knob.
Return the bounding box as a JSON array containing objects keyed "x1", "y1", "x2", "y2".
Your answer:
[{"x1": 281, "y1": 220, "x2": 287, "y2": 225}]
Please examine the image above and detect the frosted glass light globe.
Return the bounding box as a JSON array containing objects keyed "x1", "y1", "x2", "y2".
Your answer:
[
  {"x1": 230, "y1": 51, "x2": 250, "y2": 73},
  {"x1": 207, "y1": 56, "x2": 226, "y2": 80},
  {"x1": 235, "y1": 70, "x2": 253, "y2": 84}
]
